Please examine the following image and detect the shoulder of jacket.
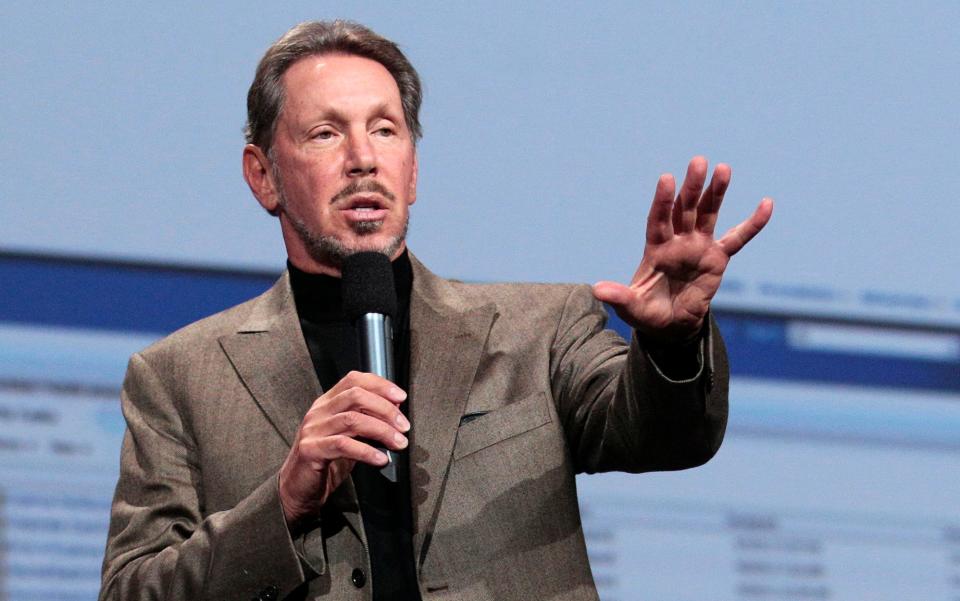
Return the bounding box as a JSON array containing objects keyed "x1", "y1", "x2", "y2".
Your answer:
[{"x1": 135, "y1": 281, "x2": 277, "y2": 361}]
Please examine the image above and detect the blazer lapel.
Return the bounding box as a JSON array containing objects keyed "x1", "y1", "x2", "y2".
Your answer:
[
  {"x1": 218, "y1": 261, "x2": 496, "y2": 570},
  {"x1": 407, "y1": 257, "x2": 496, "y2": 567},
  {"x1": 219, "y1": 273, "x2": 321, "y2": 446},
  {"x1": 219, "y1": 272, "x2": 370, "y2": 552}
]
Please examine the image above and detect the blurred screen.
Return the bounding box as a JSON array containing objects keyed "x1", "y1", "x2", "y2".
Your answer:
[
  {"x1": 2, "y1": 252, "x2": 957, "y2": 600},
  {"x1": 3, "y1": 4, "x2": 959, "y2": 598},
  {"x1": 584, "y1": 313, "x2": 960, "y2": 600}
]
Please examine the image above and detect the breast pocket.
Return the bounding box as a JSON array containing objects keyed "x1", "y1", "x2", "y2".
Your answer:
[{"x1": 452, "y1": 391, "x2": 552, "y2": 460}]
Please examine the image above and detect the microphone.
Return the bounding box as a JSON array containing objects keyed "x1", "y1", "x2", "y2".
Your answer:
[{"x1": 342, "y1": 252, "x2": 400, "y2": 482}]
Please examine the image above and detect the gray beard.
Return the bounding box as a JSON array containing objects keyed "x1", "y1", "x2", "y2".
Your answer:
[
  {"x1": 272, "y1": 165, "x2": 407, "y2": 268},
  {"x1": 284, "y1": 207, "x2": 408, "y2": 268}
]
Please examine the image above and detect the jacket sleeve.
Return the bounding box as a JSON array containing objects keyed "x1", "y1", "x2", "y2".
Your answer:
[
  {"x1": 99, "y1": 352, "x2": 308, "y2": 601},
  {"x1": 548, "y1": 285, "x2": 729, "y2": 475}
]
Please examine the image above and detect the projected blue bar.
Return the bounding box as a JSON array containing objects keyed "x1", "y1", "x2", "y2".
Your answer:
[
  {"x1": 1, "y1": 252, "x2": 277, "y2": 334},
  {"x1": 605, "y1": 312, "x2": 958, "y2": 394},
  {"x1": 4, "y1": 251, "x2": 958, "y2": 394}
]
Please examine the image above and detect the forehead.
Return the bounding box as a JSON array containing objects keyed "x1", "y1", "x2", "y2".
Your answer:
[{"x1": 281, "y1": 53, "x2": 402, "y2": 117}]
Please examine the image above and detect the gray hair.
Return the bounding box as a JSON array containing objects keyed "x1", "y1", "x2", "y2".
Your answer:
[{"x1": 244, "y1": 20, "x2": 423, "y2": 152}]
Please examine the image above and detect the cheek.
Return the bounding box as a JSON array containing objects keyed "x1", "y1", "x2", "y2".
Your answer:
[
  {"x1": 289, "y1": 170, "x2": 336, "y2": 204},
  {"x1": 286, "y1": 153, "x2": 339, "y2": 189}
]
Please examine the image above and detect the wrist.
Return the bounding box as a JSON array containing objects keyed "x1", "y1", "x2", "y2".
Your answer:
[{"x1": 635, "y1": 318, "x2": 705, "y2": 349}]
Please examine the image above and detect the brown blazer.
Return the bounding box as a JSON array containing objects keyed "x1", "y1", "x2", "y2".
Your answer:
[{"x1": 100, "y1": 255, "x2": 728, "y2": 601}]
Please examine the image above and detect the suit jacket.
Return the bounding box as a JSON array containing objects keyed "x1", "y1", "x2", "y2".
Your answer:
[{"x1": 99, "y1": 255, "x2": 728, "y2": 601}]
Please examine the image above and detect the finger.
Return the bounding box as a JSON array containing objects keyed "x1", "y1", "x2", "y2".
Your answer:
[
  {"x1": 325, "y1": 370, "x2": 407, "y2": 404},
  {"x1": 593, "y1": 281, "x2": 652, "y2": 331},
  {"x1": 672, "y1": 156, "x2": 708, "y2": 234},
  {"x1": 592, "y1": 280, "x2": 636, "y2": 310},
  {"x1": 717, "y1": 198, "x2": 774, "y2": 256},
  {"x1": 309, "y1": 410, "x2": 408, "y2": 451},
  {"x1": 301, "y1": 434, "x2": 389, "y2": 468},
  {"x1": 319, "y1": 385, "x2": 410, "y2": 433},
  {"x1": 315, "y1": 370, "x2": 408, "y2": 428},
  {"x1": 695, "y1": 163, "x2": 731, "y2": 235},
  {"x1": 646, "y1": 173, "x2": 676, "y2": 244}
]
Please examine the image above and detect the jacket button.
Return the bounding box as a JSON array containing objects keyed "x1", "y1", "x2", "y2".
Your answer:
[{"x1": 351, "y1": 567, "x2": 367, "y2": 588}]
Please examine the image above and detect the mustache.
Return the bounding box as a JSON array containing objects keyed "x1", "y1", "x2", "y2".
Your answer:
[{"x1": 331, "y1": 179, "x2": 396, "y2": 204}]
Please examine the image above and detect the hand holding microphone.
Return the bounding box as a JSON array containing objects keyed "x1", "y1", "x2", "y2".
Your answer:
[
  {"x1": 342, "y1": 252, "x2": 402, "y2": 483},
  {"x1": 277, "y1": 252, "x2": 407, "y2": 530}
]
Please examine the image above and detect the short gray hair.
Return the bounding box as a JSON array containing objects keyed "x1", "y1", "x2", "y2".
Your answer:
[{"x1": 244, "y1": 20, "x2": 423, "y2": 152}]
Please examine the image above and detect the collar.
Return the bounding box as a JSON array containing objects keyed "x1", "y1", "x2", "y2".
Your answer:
[{"x1": 288, "y1": 249, "x2": 414, "y2": 322}]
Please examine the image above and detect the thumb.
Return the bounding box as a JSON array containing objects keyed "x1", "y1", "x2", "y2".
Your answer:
[{"x1": 592, "y1": 281, "x2": 634, "y2": 308}]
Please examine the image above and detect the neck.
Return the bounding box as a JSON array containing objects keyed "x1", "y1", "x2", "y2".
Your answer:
[
  {"x1": 287, "y1": 249, "x2": 413, "y2": 323},
  {"x1": 286, "y1": 241, "x2": 408, "y2": 277}
]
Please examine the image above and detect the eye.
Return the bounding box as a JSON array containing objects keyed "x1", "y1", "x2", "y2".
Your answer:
[
  {"x1": 375, "y1": 127, "x2": 395, "y2": 137},
  {"x1": 312, "y1": 128, "x2": 336, "y2": 141}
]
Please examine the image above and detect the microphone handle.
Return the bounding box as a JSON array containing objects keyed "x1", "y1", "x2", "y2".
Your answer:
[{"x1": 358, "y1": 313, "x2": 398, "y2": 482}]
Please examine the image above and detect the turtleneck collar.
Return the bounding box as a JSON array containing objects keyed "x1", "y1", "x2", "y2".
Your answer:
[{"x1": 288, "y1": 249, "x2": 414, "y2": 323}]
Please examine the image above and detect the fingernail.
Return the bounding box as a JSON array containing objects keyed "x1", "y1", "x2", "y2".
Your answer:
[
  {"x1": 389, "y1": 387, "x2": 407, "y2": 402},
  {"x1": 394, "y1": 432, "x2": 408, "y2": 448},
  {"x1": 375, "y1": 451, "x2": 389, "y2": 465},
  {"x1": 396, "y1": 413, "x2": 411, "y2": 431}
]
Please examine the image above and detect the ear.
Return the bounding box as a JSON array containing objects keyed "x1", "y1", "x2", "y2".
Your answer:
[
  {"x1": 242, "y1": 144, "x2": 281, "y2": 216},
  {"x1": 407, "y1": 151, "x2": 418, "y2": 206}
]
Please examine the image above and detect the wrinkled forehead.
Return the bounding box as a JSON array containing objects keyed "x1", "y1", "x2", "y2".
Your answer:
[{"x1": 280, "y1": 53, "x2": 403, "y2": 117}]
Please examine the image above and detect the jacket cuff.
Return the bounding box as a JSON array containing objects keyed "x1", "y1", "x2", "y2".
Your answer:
[
  {"x1": 202, "y1": 474, "x2": 306, "y2": 600},
  {"x1": 639, "y1": 314, "x2": 716, "y2": 384}
]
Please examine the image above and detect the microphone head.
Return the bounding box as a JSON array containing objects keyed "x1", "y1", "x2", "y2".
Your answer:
[{"x1": 341, "y1": 252, "x2": 398, "y2": 320}]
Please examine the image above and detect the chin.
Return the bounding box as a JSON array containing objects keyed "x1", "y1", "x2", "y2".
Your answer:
[
  {"x1": 354, "y1": 234, "x2": 405, "y2": 258},
  {"x1": 288, "y1": 210, "x2": 408, "y2": 267},
  {"x1": 303, "y1": 232, "x2": 406, "y2": 267},
  {"x1": 350, "y1": 220, "x2": 385, "y2": 235}
]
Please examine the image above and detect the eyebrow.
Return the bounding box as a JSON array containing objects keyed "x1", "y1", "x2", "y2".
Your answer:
[{"x1": 309, "y1": 102, "x2": 400, "y2": 125}]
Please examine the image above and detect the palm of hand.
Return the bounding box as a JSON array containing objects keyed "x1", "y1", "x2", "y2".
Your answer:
[
  {"x1": 593, "y1": 157, "x2": 773, "y2": 343},
  {"x1": 628, "y1": 233, "x2": 730, "y2": 340}
]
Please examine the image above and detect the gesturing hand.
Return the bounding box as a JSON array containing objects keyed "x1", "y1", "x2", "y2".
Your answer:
[
  {"x1": 593, "y1": 156, "x2": 773, "y2": 343},
  {"x1": 278, "y1": 371, "x2": 410, "y2": 530}
]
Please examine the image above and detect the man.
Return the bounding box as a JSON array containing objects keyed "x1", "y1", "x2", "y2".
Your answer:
[{"x1": 99, "y1": 20, "x2": 771, "y2": 601}]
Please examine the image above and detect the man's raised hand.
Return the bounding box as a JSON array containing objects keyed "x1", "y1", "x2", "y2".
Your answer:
[
  {"x1": 278, "y1": 371, "x2": 410, "y2": 531},
  {"x1": 592, "y1": 156, "x2": 773, "y2": 343}
]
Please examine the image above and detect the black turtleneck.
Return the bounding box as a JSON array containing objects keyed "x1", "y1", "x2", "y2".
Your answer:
[{"x1": 288, "y1": 250, "x2": 421, "y2": 601}]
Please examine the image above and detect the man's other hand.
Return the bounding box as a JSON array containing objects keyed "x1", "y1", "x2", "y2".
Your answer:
[
  {"x1": 592, "y1": 156, "x2": 773, "y2": 344},
  {"x1": 278, "y1": 371, "x2": 410, "y2": 531}
]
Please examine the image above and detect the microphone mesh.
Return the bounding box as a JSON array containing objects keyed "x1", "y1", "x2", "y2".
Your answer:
[{"x1": 341, "y1": 252, "x2": 398, "y2": 320}]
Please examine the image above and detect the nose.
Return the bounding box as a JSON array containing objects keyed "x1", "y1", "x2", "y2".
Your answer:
[{"x1": 345, "y1": 132, "x2": 377, "y2": 177}]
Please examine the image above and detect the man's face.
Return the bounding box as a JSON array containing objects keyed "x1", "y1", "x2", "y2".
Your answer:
[{"x1": 257, "y1": 53, "x2": 418, "y2": 274}]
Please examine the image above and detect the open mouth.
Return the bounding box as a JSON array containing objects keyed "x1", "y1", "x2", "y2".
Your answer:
[{"x1": 341, "y1": 195, "x2": 389, "y2": 222}]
